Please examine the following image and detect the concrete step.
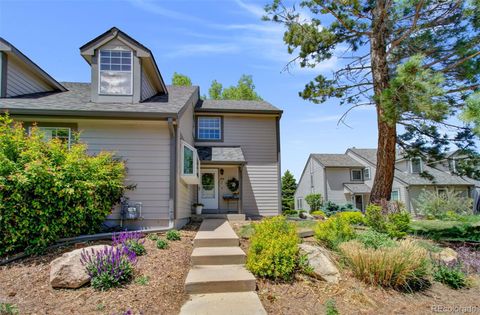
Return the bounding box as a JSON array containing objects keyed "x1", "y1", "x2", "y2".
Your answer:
[
  {"x1": 180, "y1": 292, "x2": 267, "y2": 315},
  {"x1": 191, "y1": 246, "x2": 246, "y2": 266},
  {"x1": 185, "y1": 265, "x2": 256, "y2": 294},
  {"x1": 192, "y1": 213, "x2": 246, "y2": 221},
  {"x1": 194, "y1": 219, "x2": 239, "y2": 248}
]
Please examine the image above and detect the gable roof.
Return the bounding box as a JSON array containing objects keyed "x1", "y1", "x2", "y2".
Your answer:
[
  {"x1": 0, "y1": 82, "x2": 198, "y2": 119},
  {"x1": 79, "y1": 27, "x2": 167, "y2": 94},
  {"x1": 195, "y1": 99, "x2": 282, "y2": 115},
  {"x1": 348, "y1": 148, "x2": 474, "y2": 186},
  {"x1": 0, "y1": 37, "x2": 67, "y2": 93},
  {"x1": 312, "y1": 154, "x2": 364, "y2": 168}
]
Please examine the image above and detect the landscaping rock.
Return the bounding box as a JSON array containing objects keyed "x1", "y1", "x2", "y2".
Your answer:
[
  {"x1": 299, "y1": 244, "x2": 340, "y2": 284},
  {"x1": 50, "y1": 245, "x2": 111, "y2": 289},
  {"x1": 433, "y1": 247, "x2": 458, "y2": 265},
  {"x1": 299, "y1": 212, "x2": 314, "y2": 220}
]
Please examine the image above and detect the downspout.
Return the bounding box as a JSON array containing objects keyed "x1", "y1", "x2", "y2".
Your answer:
[{"x1": 167, "y1": 117, "x2": 176, "y2": 229}]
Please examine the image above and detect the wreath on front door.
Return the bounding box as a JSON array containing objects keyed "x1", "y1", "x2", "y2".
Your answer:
[{"x1": 227, "y1": 177, "x2": 240, "y2": 192}]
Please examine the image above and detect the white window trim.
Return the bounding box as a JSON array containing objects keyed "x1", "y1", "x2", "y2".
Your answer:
[
  {"x1": 98, "y1": 49, "x2": 133, "y2": 96},
  {"x1": 181, "y1": 141, "x2": 200, "y2": 184},
  {"x1": 391, "y1": 189, "x2": 400, "y2": 201},
  {"x1": 363, "y1": 167, "x2": 371, "y2": 180},
  {"x1": 351, "y1": 169, "x2": 363, "y2": 181},
  {"x1": 297, "y1": 198, "x2": 303, "y2": 210},
  {"x1": 197, "y1": 116, "x2": 222, "y2": 141},
  {"x1": 410, "y1": 157, "x2": 423, "y2": 173},
  {"x1": 29, "y1": 126, "x2": 72, "y2": 148}
]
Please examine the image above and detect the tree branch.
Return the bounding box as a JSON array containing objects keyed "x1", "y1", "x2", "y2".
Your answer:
[
  {"x1": 318, "y1": 3, "x2": 372, "y2": 36},
  {"x1": 387, "y1": 0, "x2": 424, "y2": 54}
]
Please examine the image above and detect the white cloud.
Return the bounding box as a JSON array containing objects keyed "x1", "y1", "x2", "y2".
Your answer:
[
  {"x1": 165, "y1": 43, "x2": 240, "y2": 58},
  {"x1": 234, "y1": 0, "x2": 265, "y2": 18},
  {"x1": 127, "y1": 0, "x2": 207, "y2": 23}
]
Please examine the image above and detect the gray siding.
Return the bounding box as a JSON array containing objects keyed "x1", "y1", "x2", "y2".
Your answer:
[
  {"x1": 6, "y1": 57, "x2": 53, "y2": 97},
  {"x1": 79, "y1": 120, "x2": 171, "y2": 220},
  {"x1": 294, "y1": 157, "x2": 324, "y2": 211},
  {"x1": 140, "y1": 66, "x2": 156, "y2": 101},
  {"x1": 325, "y1": 168, "x2": 353, "y2": 205},
  {"x1": 177, "y1": 100, "x2": 196, "y2": 220},
  {"x1": 196, "y1": 115, "x2": 280, "y2": 216}
]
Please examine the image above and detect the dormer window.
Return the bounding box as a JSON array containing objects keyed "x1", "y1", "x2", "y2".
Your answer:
[
  {"x1": 410, "y1": 157, "x2": 423, "y2": 173},
  {"x1": 99, "y1": 50, "x2": 132, "y2": 95}
]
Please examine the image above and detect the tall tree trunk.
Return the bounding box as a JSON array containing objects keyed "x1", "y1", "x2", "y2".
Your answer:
[{"x1": 369, "y1": 1, "x2": 397, "y2": 204}]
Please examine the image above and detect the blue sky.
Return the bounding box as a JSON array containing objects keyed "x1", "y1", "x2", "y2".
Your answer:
[{"x1": 0, "y1": 0, "x2": 379, "y2": 180}]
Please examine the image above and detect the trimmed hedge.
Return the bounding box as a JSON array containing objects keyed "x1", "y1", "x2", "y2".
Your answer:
[
  {"x1": 0, "y1": 115, "x2": 127, "y2": 256},
  {"x1": 410, "y1": 219, "x2": 480, "y2": 242}
]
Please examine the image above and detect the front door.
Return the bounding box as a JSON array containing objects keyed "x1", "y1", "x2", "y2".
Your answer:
[
  {"x1": 199, "y1": 169, "x2": 218, "y2": 209},
  {"x1": 354, "y1": 195, "x2": 364, "y2": 211}
]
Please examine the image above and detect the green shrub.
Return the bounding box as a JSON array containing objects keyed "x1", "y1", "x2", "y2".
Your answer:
[
  {"x1": 356, "y1": 230, "x2": 396, "y2": 249},
  {"x1": 147, "y1": 233, "x2": 159, "y2": 241},
  {"x1": 433, "y1": 263, "x2": 467, "y2": 289},
  {"x1": 323, "y1": 201, "x2": 354, "y2": 216},
  {"x1": 156, "y1": 239, "x2": 169, "y2": 249},
  {"x1": 246, "y1": 216, "x2": 299, "y2": 280},
  {"x1": 305, "y1": 193, "x2": 323, "y2": 211},
  {"x1": 335, "y1": 211, "x2": 365, "y2": 225},
  {"x1": 365, "y1": 204, "x2": 410, "y2": 238},
  {"x1": 325, "y1": 299, "x2": 339, "y2": 315},
  {"x1": 125, "y1": 239, "x2": 146, "y2": 256},
  {"x1": 166, "y1": 230, "x2": 181, "y2": 241},
  {"x1": 0, "y1": 114, "x2": 127, "y2": 256},
  {"x1": 386, "y1": 211, "x2": 411, "y2": 238},
  {"x1": 311, "y1": 210, "x2": 326, "y2": 219},
  {"x1": 340, "y1": 240, "x2": 430, "y2": 291},
  {"x1": 135, "y1": 275, "x2": 150, "y2": 286},
  {"x1": 416, "y1": 190, "x2": 473, "y2": 219},
  {"x1": 0, "y1": 303, "x2": 18, "y2": 315},
  {"x1": 410, "y1": 220, "x2": 480, "y2": 242},
  {"x1": 283, "y1": 209, "x2": 298, "y2": 216},
  {"x1": 315, "y1": 215, "x2": 356, "y2": 249}
]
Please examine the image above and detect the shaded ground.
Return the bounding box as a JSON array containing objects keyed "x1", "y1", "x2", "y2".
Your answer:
[
  {"x1": 233, "y1": 221, "x2": 480, "y2": 315},
  {"x1": 0, "y1": 225, "x2": 198, "y2": 315}
]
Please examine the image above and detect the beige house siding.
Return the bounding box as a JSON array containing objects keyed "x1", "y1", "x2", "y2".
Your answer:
[
  {"x1": 294, "y1": 157, "x2": 325, "y2": 211},
  {"x1": 140, "y1": 66, "x2": 156, "y2": 101},
  {"x1": 78, "y1": 120, "x2": 171, "y2": 221},
  {"x1": 325, "y1": 168, "x2": 357, "y2": 205},
  {"x1": 6, "y1": 57, "x2": 53, "y2": 97},
  {"x1": 195, "y1": 114, "x2": 280, "y2": 216},
  {"x1": 176, "y1": 101, "x2": 196, "y2": 220}
]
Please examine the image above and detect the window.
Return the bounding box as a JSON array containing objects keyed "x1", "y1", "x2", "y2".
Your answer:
[
  {"x1": 197, "y1": 117, "x2": 222, "y2": 140},
  {"x1": 391, "y1": 189, "x2": 400, "y2": 201},
  {"x1": 437, "y1": 188, "x2": 447, "y2": 197},
  {"x1": 297, "y1": 198, "x2": 303, "y2": 210},
  {"x1": 410, "y1": 157, "x2": 423, "y2": 174},
  {"x1": 99, "y1": 50, "x2": 132, "y2": 95},
  {"x1": 181, "y1": 141, "x2": 200, "y2": 184},
  {"x1": 351, "y1": 169, "x2": 363, "y2": 181},
  {"x1": 31, "y1": 126, "x2": 72, "y2": 147},
  {"x1": 455, "y1": 188, "x2": 468, "y2": 198},
  {"x1": 363, "y1": 167, "x2": 371, "y2": 180}
]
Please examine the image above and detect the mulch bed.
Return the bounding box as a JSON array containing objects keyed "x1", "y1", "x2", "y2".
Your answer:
[{"x1": 0, "y1": 224, "x2": 198, "y2": 315}]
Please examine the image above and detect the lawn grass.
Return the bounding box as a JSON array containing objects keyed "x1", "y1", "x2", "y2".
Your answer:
[{"x1": 410, "y1": 217, "x2": 480, "y2": 242}]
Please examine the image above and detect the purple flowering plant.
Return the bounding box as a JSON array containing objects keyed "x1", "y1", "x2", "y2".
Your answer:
[
  {"x1": 113, "y1": 231, "x2": 146, "y2": 256},
  {"x1": 456, "y1": 246, "x2": 480, "y2": 274},
  {"x1": 80, "y1": 245, "x2": 136, "y2": 291}
]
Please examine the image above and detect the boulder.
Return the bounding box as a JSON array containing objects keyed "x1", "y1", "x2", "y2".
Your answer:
[
  {"x1": 433, "y1": 247, "x2": 458, "y2": 265},
  {"x1": 299, "y1": 212, "x2": 314, "y2": 220},
  {"x1": 50, "y1": 245, "x2": 111, "y2": 289},
  {"x1": 299, "y1": 243, "x2": 340, "y2": 284}
]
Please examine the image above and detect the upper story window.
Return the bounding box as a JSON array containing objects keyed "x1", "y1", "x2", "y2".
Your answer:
[
  {"x1": 410, "y1": 157, "x2": 423, "y2": 174},
  {"x1": 351, "y1": 169, "x2": 363, "y2": 181},
  {"x1": 99, "y1": 50, "x2": 132, "y2": 95},
  {"x1": 363, "y1": 167, "x2": 371, "y2": 180},
  {"x1": 197, "y1": 117, "x2": 222, "y2": 141},
  {"x1": 181, "y1": 141, "x2": 200, "y2": 184}
]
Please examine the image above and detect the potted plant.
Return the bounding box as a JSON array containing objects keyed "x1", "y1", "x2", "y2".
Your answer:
[{"x1": 193, "y1": 203, "x2": 204, "y2": 215}]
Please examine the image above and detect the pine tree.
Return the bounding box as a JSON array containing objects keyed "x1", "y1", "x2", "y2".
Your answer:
[
  {"x1": 282, "y1": 170, "x2": 297, "y2": 211},
  {"x1": 266, "y1": 0, "x2": 480, "y2": 203}
]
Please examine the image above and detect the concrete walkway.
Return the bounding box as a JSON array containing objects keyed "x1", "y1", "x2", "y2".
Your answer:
[{"x1": 180, "y1": 219, "x2": 266, "y2": 315}]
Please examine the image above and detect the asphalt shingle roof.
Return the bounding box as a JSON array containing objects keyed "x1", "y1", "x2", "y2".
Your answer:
[
  {"x1": 0, "y1": 82, "x2": 197, "y2": 117},
  {"x1": 344, "y1": 183, "x2": 372, "y2": 194},
  {"x1": 312, "y1": 154, "x2": 364, "y2": 168},
  {"x1": 349, "y1": 148, "x2": 473, "y2": 186},
  {"x1": 196, "y1": 146, "x2": 246, "y2": 164},
  {"x1": 195, "y1": 99, "x2": 282, "y2": 114}
]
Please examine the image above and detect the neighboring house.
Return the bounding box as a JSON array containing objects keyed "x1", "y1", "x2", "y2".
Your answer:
[
  {"x1": 0, "y1": 27, "x2": 282, "y2": 229},
  {"x1": 295, "y1": 148, "x2": 479, "y2": 213}
]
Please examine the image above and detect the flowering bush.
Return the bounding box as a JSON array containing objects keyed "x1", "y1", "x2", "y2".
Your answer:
[
  {"x1": 80, "y1": 246, "x2": 136, "y2": 291},
  {"x1": 113, "y1": 231, "x2": 146, "y2": 256},
  {"x1": 0, "y1": 114, "x2": 127, "y2": 256}
]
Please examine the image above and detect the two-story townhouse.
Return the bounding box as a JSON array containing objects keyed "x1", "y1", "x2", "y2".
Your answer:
[
  {"x1": 295, "y1": 148, "x2": 479, "y2": 213},
  {"x1": 0, "y1": 27, "x2": 282, "y2": 229}
]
